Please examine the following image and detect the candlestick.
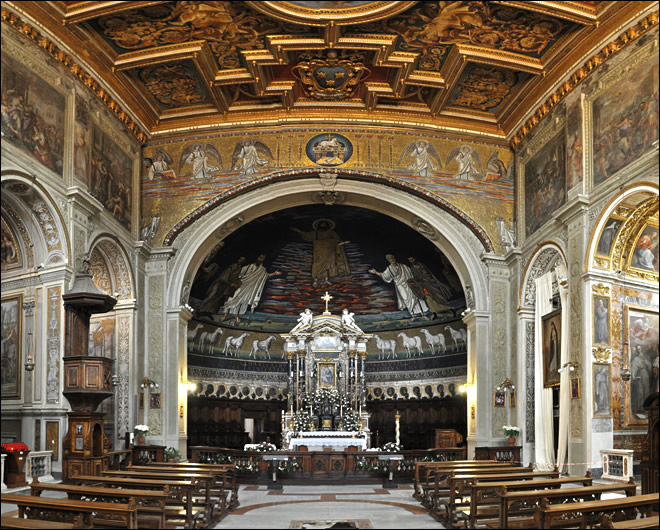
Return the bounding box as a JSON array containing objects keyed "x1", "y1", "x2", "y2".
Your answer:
[{"x1": 395, "y1": 411, "x2": 400, "y2": 446}]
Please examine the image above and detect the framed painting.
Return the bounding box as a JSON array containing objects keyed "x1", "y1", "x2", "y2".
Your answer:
[
  {"x1": 1, "y1": 295, "x2": 22, "y2": 399},
  {"x1": 318, "y1": 362, "x2": 336, "y2": 387},
  {"x1": 150, "y1": 392, "x2": 161, "y2": 409},
  {"x1": 542, "y1": 308, "x2": 561, "y2": 388},
  {"x1": 628, "y1": 223, "x2": 659, "y2": 274},
  {"x1": 593, "y1": 295, "x2": 611, "y2": 346},
  {"x1": 570, "y1": 377, "x2": 581, "y2": 400},
  {"x1": 509, "y1": 391, "x2": 517, "y2": 408},
  {"x1": 624, "y1": 304, "x2": 659, "y2": 427},
  {"x1": 494, "y1": 391, "x2": 506, "y2": 408},
  {"x1": 593, "y1": 362, "x2": 611, "y2": 418}
]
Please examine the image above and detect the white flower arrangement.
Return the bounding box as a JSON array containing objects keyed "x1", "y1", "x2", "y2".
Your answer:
[
  {"x1": 381, "y1": 441, "x2": 401, "y2": 452},
  {"x1": 503, "y1": 425, "x2": 520, "y2": 437},
  {"x1": 252, "y1": 441, "x2": 277, "y2": 452},
  {"x1": 342, "y1": 411, "x2": 361, "y2": 431},
  {"x1": 134, "y1": 425, "x2": 149, "y2": 436}
]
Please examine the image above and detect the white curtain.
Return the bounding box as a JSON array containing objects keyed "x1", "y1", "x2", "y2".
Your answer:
[
  {"x1": 555, "y1": 264, "x2": 570, "y2": 473},
  {"x1": 534, "y1": 272, "x2": 556, "y2": 470}
]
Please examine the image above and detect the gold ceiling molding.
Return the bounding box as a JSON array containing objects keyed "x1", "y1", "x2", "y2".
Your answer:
[
  {"x1": 0, "y1": 7, "x2": 148, "y2": 144},
  {"x1": 511, "y1": 10, "x2": 659, "y2": 148}
]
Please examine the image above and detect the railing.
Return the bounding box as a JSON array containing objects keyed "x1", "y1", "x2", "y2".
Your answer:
[
  {"x1": 25, "y1": 451, "x2": 55, "y2": 483},
  {"x1": 189, "y1": 445, "x2": 466, "y2": 481},
  {"x1": 103, "y1": 449, "x2": 132, "y2": 470},
  {"x1": 601, "y1": 449, "x2": 634, "y2": 481}
]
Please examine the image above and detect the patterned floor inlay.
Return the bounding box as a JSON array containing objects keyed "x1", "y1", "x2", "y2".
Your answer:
[{"x1": 289, "y1": 519, "x2": 373, "y2": 529}]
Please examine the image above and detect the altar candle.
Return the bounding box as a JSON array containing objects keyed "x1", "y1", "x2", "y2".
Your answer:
[{"x1": 340, "y1": 404, "x2": 343, "y2": 416}]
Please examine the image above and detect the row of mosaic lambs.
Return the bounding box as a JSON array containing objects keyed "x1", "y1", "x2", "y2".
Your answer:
[{"x1": 373, "y1": 327, "x2": 466, "y2": 359}]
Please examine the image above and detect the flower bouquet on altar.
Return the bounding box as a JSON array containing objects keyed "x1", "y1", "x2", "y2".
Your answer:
[
  {"x1": 342, "y1": 411, "x2": 360, "y2": 431},
  {"x1": 381, "y1": 441, "x2": 401, "y2": 452},
  {"x1": 293, "y1": 412, "x2": 312, "y2": 432},
  {"x1": 252, "y1": 441, "x2": 277, "y2": 452}
]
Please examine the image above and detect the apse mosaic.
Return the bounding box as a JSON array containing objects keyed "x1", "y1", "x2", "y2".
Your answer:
[
  {"x1": 141, "y1": 128, "x2": 514, "y2": 249},
  {"x1": 186, "y1": 204, "x2": 468, "y2": 369}
]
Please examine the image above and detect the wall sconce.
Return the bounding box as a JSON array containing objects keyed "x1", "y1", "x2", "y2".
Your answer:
[
  {"x1": 141, "y1": 377, "x2": 159, "y2": 389},
  {"x1": 559, "y1": 361, "x2": 580, "y2": 373},
  {"x1": 621, "y1": 368, "x2": 631, "y2": 382},
  {"x1": 496, "y1": 378, "x2": 515, "y2": 392},
  {"x1": 24, "y1": 332, "x2": 35, "y2": 372},
  {"x1": 24, "y1": 353, "x2": 35, "y2": 372},
  {"x1": 181, "y1": 379, "x2": 197, "y2": 392}
]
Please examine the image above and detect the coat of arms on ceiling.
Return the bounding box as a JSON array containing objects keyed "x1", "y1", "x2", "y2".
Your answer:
[{"x1": 292, "y1": 51, "x2": 370, "y2": 100}]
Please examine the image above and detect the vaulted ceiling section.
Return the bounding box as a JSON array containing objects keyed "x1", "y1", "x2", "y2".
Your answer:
[{"x1": 4, "y1": 1, "x2": 656, "y2": 143}]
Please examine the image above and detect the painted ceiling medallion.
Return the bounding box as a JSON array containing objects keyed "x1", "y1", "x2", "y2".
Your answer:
[
  {"x1": 293, "y1": 51, "x2": 370, "y2": 100},
  {"x1": 247, "y1": 1, "x2": 417, "y2": 25}
]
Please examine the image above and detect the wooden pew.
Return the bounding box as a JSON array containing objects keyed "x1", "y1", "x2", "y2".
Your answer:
[
  {"x1": 421, "y1": 465, "x2": 532, "y2": 510},
  {"x1": 466, "y1": 474, "x2": 594, "y2": 528},
  {"x1": 102, "y1": 469, "x2": 218, "y2": 526},
  {"x1": 70, "y1": 474, "x2": 200, "y2": 529},
  {"x1": 414, "y1": 460, "x2": 502, "y2": 499},
  {"x1": 536, "y1": 493, "x2": 658, "y2": 529},
  {"x1": 29, "y1": 477, "x2": 168, "y2": 529},
  {"x1": 415, "y1": 460, "x2": 517, "y2": 500},
  {"x1": 597, "y1": 514, "x2": 660, "y2": 529},
  {"x1": 494, "y1": 480, "x2": 637, "y2": 529},
  {"x1": 438, "y1": 469, "x2": 561, "y2": 524},
  {"x1": 128, "y1": 462, "x2": 239, "y2": 512},
  {"x1": 0, "y1": 516, "x2": 81, "y2": 529},
  {"x1": 1, "y1": 492, "x2": 138, "y2": 529}
]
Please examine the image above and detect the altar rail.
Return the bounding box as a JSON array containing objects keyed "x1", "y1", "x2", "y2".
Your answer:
[{"x1": 189, "y1": 445, "x2": 466, "y2": 483}]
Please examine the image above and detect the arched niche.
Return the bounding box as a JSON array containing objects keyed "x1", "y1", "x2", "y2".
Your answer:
[
  {"x1": 519, "y1": 242, "x2": 567, "y2": 449},
  {"x1": 85, "y1": 235, "x2": 136, "y2": 443},
  {"x1": 587, "y1": 181, "x2": 659, "y2": 279},
  {"x1": 0, "y1": 173, "x2": 70, "y2": 269}
]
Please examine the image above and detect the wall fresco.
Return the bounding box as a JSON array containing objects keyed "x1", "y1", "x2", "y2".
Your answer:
[
  {"x1": 592, "y1": 53, "x2": 658, "y2": 188},
  {"x1": 141, "y1": 128, "x2": 514, "y2": 249},
  {"x1": 1, "y1": 52, "x2": 65, "y2": 175}
]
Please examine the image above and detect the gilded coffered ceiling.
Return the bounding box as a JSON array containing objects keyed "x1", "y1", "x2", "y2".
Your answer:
[{"x1": 3, "y1": 1, "x2": 656, "y2": 141}]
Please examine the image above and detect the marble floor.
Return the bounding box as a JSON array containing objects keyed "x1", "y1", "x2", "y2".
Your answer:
[{"x1": 1, "y1": 480, "x2": 633, "y2": 529}]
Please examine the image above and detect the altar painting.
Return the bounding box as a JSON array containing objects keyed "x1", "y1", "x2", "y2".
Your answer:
[
  {"x1": 1, "y1": 295, "x2": 22, "y2": 399},
  {"x1": 624, "y1": 304, "x2": 659, "y2": 427}
]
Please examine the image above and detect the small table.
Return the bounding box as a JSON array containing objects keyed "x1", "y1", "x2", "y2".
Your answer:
[
  {"x1": 378, "y1": 454, "x2": 403, "y2": 489},
  {"x1": 262, "y1": 454, "x2": 289, "y2": 490}
]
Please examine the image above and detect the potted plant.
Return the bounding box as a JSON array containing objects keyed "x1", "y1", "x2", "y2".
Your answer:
[
  {"x1": 503, "y1": 425, "x2": 520, "y2": 445},
  {"x1": 165, "y1": 447, "x2": 182, "y2": 462},
  {"x1": 134, "y1": 424, "x2": 149, "y2": 445}
]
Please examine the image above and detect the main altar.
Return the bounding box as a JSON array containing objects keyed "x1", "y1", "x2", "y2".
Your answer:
[{"x1": 281, "y1": 294, "x2": 372, "y2": 450}]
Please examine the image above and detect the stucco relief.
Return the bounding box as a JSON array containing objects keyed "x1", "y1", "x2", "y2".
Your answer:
[
  {"x1": 491, "y1": 281, "x2": 507, "y2": 436},
  {"x1": 90, "y1": 248, "x2": 112, "y2": 295},
  {"x1": 147, "y1": 275, "x2": 164, "y2": 435},
  {"x1": 117, "y1": 316, "x2": 131, "y2": 437},
  {"x1": 47, "y1": 286, "x2": 61, "y2": 403},
  {"x1": 98, "y1": 240, "x2": 133, "y2": 299},
  {"x1": 569, "y1": 233, "x2": 584, "y2": 437},
  {"x1": 525, "y1": 320, "x2": 535, "y2": 442},
  {"x1": 522, "y1": 247, "x2": 562, "y2": 308}
]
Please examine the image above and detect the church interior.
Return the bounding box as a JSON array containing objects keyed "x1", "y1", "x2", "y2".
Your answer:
[{"x1": 1, "y1": 1, "x2": 658, "y2": 528}]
